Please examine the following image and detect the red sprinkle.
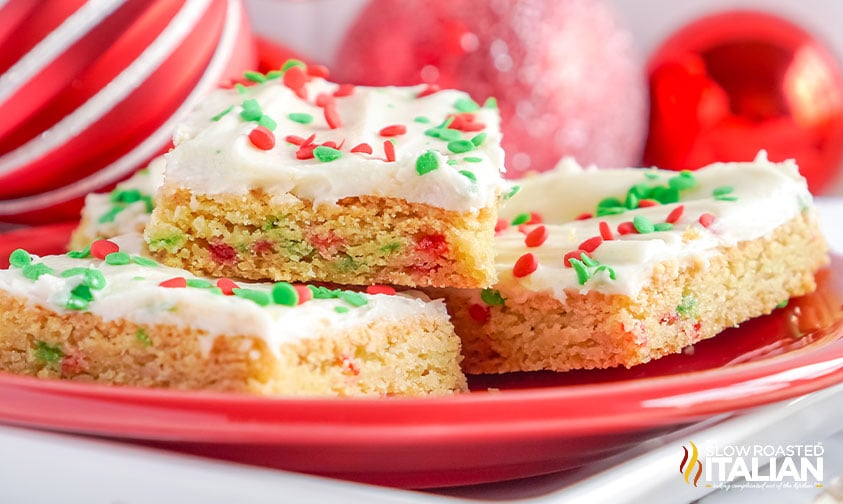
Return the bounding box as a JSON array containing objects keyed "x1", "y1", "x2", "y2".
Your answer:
[
  {"x1": 578, "y1": 236, "x2": 603, "y2": 253},
  {"x1": 296, "y1": 144, "x2": 316, "y2": 159},
  {"x1": 301, "y1": 133, "x2": 317, "y2": 147},
  {"x1": 495, "y1": 218, "x2": 509, "y2": 234},
  {"x1": 524, "y1": 225, "x2": 549, "y2": 247},
  {"x1": 315, "y1": 92, "x2": 335, "y2": 107},
  {"x1": 333, "y1": 83, "x2": 355, "y2": 97},
  {"x1": 447, "y1": 113, "x2": 485, "y2": 132},
  {"x1": 91, "y1": 239, "x2": 119, "y2": 259},
  {"x1": 563, "y1": 249, "x2": 590, "y2": 267},
  {"x1": 285, "y1": 134, "x2": 306, "y2": 146},
  {"x1": 324, "y1": 105, "x2": 341, "y2": 129},
  {"x1": 216, "y1": 278, "x2": 239, "y2": 295},
  {"x1": 350, "y1": 142, "x2": 373, "y2": 154},
  {"x1": 666, "y1": 205, "x2": 685, "y2": 224},
  {"x1": 468, "y1": 303, "x2": 491, "y2": 324},
  {"x1": 283, "y1": 65, "x2": 307, "y2": 91},
  {"x1": 159, "y1": 277, "x2": 187, "y2": 288},
  {"x1": 637, "y1": 199, "x2": 659, "y2": 208},
  {"x1": 512, "y1": 253, "x2": 538, "y2": 277},
  {"x1": 248, "y1": 126, "x2": 275, "y2": 150},
  {"x1": 306, "y1": 64, "x2": 330, "y2": 78},
  {"x1": 366, "y1": 285, "x2": 397, "y2": 296},
  {"x1": 699, "y1": 213, "x2": 716, "y2": 228},
  {"x1": 599, "y1": 221, "x2": 615, "y2": 240},
  {"x1": 379, "y1": 124, "x2": 407, "y2": 137},
  {"x1": 617, "y1": 221, "x2": 637, "y2": 235},
  {"x1": 416, "y1": 83, "x2": 440, "y2": 98},
  {"x1": 383, "y1": 140, "x2": 396, "y2": 162},
  {"x1": 294, "y1": 284, "x2": 313, "y2": 304},
  {"x1": 321, "y1": 140, "x2": 339, "y2": 149},
  {"x1": 526, "y1": 212, "x2": 543, "y2": 225},
  {"x1": 575, "y1": 212, "x2": 593, "y2": 221}
]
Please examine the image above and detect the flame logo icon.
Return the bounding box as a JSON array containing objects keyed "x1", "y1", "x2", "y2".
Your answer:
[{"x1": 680, "y1": 441, "x2": 703, "y2": 486}]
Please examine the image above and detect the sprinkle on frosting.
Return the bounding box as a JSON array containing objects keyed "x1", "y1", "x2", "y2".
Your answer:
[
  {"x1": 415, "y1": 150, "x2": 439, "y2": 175},
  {"x1": 512, "y1": 253, "x2": 538, "y2": 278},
  {"x1": 379, "y1": 125, "x2": 407, "y2": 137},
  {"x1": 9, "y1": 249, "x2": 31, "y2": 268},
  {"x1": 383, "y1": 140, "x2": 396, "y2": 162}
]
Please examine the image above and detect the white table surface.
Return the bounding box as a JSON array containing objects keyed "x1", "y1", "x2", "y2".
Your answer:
[{"x1": 1, "y1": 198, "x2": 842, "y2": 504}]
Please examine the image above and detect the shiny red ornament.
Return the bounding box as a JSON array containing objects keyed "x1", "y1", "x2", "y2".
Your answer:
[
  {"x1": 644, "y1": 11, "x2": 843, "y2": 193},
  {"x1": 333, "y1": 0, "x2": 647, "y2": 178}
]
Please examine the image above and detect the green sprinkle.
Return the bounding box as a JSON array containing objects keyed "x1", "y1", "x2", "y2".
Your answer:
[
  {"x1": 271, "y1": 282, "x2": 299, "y2": 306},
  {"x1": 625, "y1": 191, "x2": 639, "y2": 210},
  {"x1": 34, "y1": 341, "x2": 63, "y2": 364},
  {"x1": 447, "y1": 139, "x2": 474, "y2": 153},
  {"x1": 65, "y1": 297, "x2": 89, "y2": 310},
  {"x1": 186, "y1": 278, "x2": 213, "y2": 289},
  {"x1": 415, "y1": 150, "x2": 439, "y2": 175},
  {"x1": 136, "y1": 328, "x2": 151, "y2": 347},
  {"x1": 716, "y1": 195, "x2": 739, "y2": 202},
  {"x1": 287, "y1": 112, "x2": 313, "y2": 124},
  {"x1": 597, "y1": 197, "x2": 623, "y2": 209},
  {"x1": 446, "y1": 159, "x2": 458, "y2": 166},
  {"x1": 281, "y1": 59, "x2": 306, "y2": 71},
  {"x1": 67, "y1": 246, "x2": 91, "y2": 259},
  {"x1": 458, "y1": 170, "x2": 477, "y2": 182},
  {"x1": 776, "y1": 299, "x2": 789, "y2": 309},
  {"x1": 207, "y1": 287, "x2": 224, "y2": 296},
  {"x1": 505, "y1": 185, "x2": 521, "y2": 200},
  {"x1": 596, "y1": 206, "x2": 627, "y2": 217},
  {"x1": 381, "y1": 242, "x2": 401, "y2": 254},
  {"x1": 651, "y1": 186, "x2": 680, "y2": 204},
  {"x1": 334, "y1": 306, "x2": 350, "y2": 314},
  {"x1": 480, "y1": 288, "x2": 505, "y2": 306},
  {"x1": 60, "y1": 267, "x2": 88, "y2": 278},
  {"x1": 483, "y1": 97, "x2": 498, "y2": 109},
  {"x1": 211, "y1": 105, "x2": 234, "y2": 121},
  {"x1": 71, "y1": 284, "x2": 94, "y2": 302},
  {"x1": 712, "y1": 186, "x2": 734, "y2": 197},
  {"x1": 232, "y1": 288, "x2": 271, "y2": 306},
  {"x1": 98, "y1": 207, "x2": 123, "y2": 224},
  {"x1": 111, "y1": 189, "x2": 141, "y2": 203},
  {"x1": 414, "y1": 116, "x2": 431, "y2": 123},
  {"x1": 668, "y1": 173, "x2": 697, "y2": 191},
  {"x1": 470, "y1": 132, "x2": 487, "y2": 147},
  {"x1": 22, "y1": 263, "x2": 53, "y2": 280},
  {"x1": 340, "y1": 291, "x2": 368, "y2": 307},
  {"x1": 240, "y1": 99, "x2": 263, "y2": 121},
  {"x1": 9, "y1": 249, "x2": 32, "y2": 268},
  {"x1": 105, "y1": 252, "x2": 131, "y2": 266},
  {"x1": 581, "y1": 253, "x2": 599, "y2": 267},
  {"x1": 308, "y1": 285, "x2": 341, "y2": 299},
  {"x1": 266, "y1": 69, "x2": 283, "y2": 80},
  {"x1": 570, "y1": 259, "x2": 590, "y2": 285},
  {"x1": 131, "y1": 256, "x2": 158, "y2": 267},
  {"x1": 594, "y1": 264, "x2": 617, "y2": 280},
  {"x1": 258, "y1": 114, "x2": 277, "y2": 131},
  {"x1": 235, "y1": 83, "x2": 247, "y2": 94},
  {"x1": 654, "y1": 222, "x2": 674, "y2": 232},
  {"x1": 313, "y1": 146, "x2": 342, "y2": 162},
  {"x1": 463, "y1": 156, "x2": 482, "y2": 163},
  {"x1": 644, "y1": 172, "x2": 660, "y2": 180},
  {"x1": 244, "y1": 70, "x2": 266, "y2": 83},
  {"x1": 454, "y1": 97, "x2": 480, "y2": 112},
  {"x1": 677, "y1": 295, "x2": 697, "y2": 317},
  {"x1": 633, "y1": 215, "x2": 655, "y2": 234},
  {"x1": 511, "y1": 213, "x2": 530, "y2": 225},
  {"x1": 82, "y1": 269, "x2": 106, "y2": 290}
]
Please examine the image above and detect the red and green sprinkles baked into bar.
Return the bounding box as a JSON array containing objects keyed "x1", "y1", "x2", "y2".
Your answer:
[
  {"x1": 430, "y1": 153, "x2": 829, "y2": 374},
  {"x1": 144, "y1": 60, "x2": 507, "y2": 288},
  {"x1": 0, "y1": 237, "x2": 467, "y2": 396}
]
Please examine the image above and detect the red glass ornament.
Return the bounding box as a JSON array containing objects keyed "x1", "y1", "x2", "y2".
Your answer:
[
  {"x1": 333, "y1": 0, "x2": 647, "y2": 178},
  {"x1": 644, "y1": 11, "x2": 843, "y2": 193}
]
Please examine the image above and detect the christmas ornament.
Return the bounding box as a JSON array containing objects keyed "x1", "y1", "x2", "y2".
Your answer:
[
  {"x1": 333, "y1": 0, "x2": 647, "y2": 178},
  {"x1": 644, "y1": 10, "x2": 843, "y2": 193},
  {"x1": 0, "y1": 0, "x2": 257, "y2": 224}
]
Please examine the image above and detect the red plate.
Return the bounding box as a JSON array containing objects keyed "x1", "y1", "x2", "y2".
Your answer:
[{"x1": 0, "y1": 225, "x2": 842, "y2": 489}]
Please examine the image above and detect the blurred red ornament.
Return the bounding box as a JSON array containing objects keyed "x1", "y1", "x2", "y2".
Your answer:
[
  {"x1": 333, "y1": 0, "x2": 647, "y2": 178},
  {"x1": 644, "y1": 10, "x2": 843, "y2": 193}
]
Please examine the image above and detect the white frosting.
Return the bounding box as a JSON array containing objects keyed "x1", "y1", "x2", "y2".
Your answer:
[
  {"x1": 164, "y1": 73, "x2": 507, "y2": 212},
  {"x1": 78, "y1": 157, "x2": 165, "y2": 240},
  {"x1": 0, "y1": 234, "x2": 447, "y2": 356},
  {"x1": 493, "y1": 152, "x2": 816, "y2": 300}
]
